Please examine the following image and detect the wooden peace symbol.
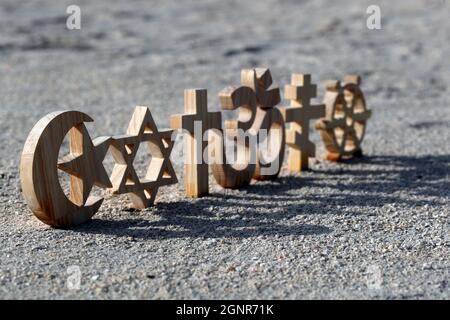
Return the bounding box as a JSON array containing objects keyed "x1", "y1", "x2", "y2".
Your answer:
[
  {"x1": 20, "y1": 111, "x2": 111, "y2": 227},
  {"x1": 315, "y1": 75, "x2": 372, "y2": 161}
]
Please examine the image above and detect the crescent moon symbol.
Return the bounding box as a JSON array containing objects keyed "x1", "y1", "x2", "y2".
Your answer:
[{"x1": 20, "y1": 111, "x2": 105, "y2": 227}]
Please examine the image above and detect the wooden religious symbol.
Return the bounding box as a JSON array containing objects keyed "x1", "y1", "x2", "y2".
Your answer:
[
  {"x1": 280, "y1": 74, "x2": 325, "y2": 172},
  {"x1": 109, "y1": 106, "x2": 177, "y2": 208},
  {"x1": 315, "y1": 75, "x2": 372, "y2": 161},
  {"x1": 243, "y1": 68, "x2": 285, "y2": 180},
  {"x1": 211, "y1": 80, "x2": 258, "y2": 189},
  {"x1": 19, "y1": 69, "x2": 375, "y2": 229},
  {"x1": 212, "y1": 68, "x2": 285, "y2": 185},
  {"x1": 20, "y1": 111, "x2": 112, "y2": 227},
  {"x1": 170, "y1": 89, "x2": 221, "y2": 197}
]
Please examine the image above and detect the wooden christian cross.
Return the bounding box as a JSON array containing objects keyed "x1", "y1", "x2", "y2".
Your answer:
[
  {"x1": 170, "y1": 89, "x2": 221, "y2": 197},
  {"x1": 280, "y1": 74, "x2": 325, "y2": 172}
]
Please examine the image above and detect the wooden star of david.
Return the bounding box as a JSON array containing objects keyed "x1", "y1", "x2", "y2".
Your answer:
[
  {"x1": 109, "y1": 106, "x2": 177, "y2": 209},
  {"x1": 280, "y1": 74, "x2": 325, "y2": 172}
]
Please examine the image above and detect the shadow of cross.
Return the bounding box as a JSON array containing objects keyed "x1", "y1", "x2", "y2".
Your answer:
[
  {"x1": 170, "y1": 89, "x2": 221, "y2": 198},
  {"x1": 280, "y1": 74, "x2": 325, "y2": 172}
]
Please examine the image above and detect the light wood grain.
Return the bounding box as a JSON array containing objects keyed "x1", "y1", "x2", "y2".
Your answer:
[
  {"x1": 212, "y1": 68, "x2": 285, "y2": 184},
  {"x1": 110, "y1": 106, "x2": 177, "y2": 208},
  {"x1": 315, "y1": 75, "x2": 372, "y2": 161},
  {"x1": 211, "y1": 84, "x2": 257, "y2": 188},
  {"x1": 280, "y1": 74, "x2": 325, "y2": 172},
  {"x1": 249, "y1": 69, "x2": 285, "y2": 180},
  {"x1": 20, "y1": 111, "x2": 112, "y2": 227},
  {"x1": 170, "y1": 89, "x2": 221, "y2": 197}
]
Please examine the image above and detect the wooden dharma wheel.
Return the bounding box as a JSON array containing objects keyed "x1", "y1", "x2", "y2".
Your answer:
[{"x1": 315, "y1": 75, "x2": 372, "y2": 161}]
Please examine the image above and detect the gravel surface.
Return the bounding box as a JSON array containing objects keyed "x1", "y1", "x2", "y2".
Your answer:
[{"x1": 0, "y1": 0, "x2": 449, "y2": 299}]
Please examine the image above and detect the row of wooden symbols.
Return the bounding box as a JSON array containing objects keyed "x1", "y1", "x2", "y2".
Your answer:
[{"x1": 20, "y1": 68, "x2": 371, "y2": 227}]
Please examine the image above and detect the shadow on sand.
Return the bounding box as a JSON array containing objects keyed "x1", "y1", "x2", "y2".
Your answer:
[{"x1": 72, "y1": 154, "x2": 449, "y2": 240}]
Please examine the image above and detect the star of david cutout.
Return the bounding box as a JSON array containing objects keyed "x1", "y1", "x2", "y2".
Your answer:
[{"x1": 109, "y1": 106, "x2": 177, "y2": 209}]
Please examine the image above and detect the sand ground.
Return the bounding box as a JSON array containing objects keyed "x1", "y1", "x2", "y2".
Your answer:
[{"x1": 0, "y1": 0, "x2": 449, "y2": 299}]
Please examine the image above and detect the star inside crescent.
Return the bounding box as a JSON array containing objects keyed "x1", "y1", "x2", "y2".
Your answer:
[{"x1": 57, "y1": 124, "x2": 112, "y2": 206}]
